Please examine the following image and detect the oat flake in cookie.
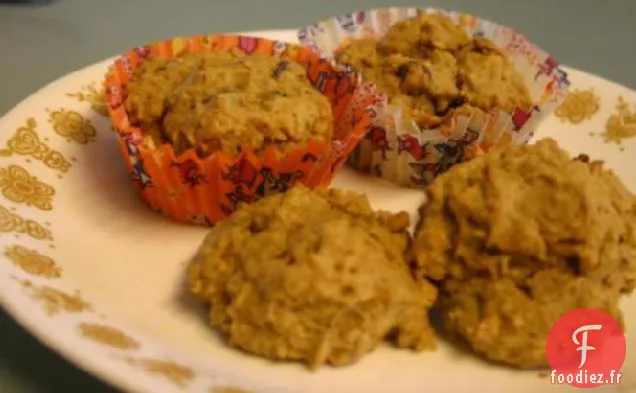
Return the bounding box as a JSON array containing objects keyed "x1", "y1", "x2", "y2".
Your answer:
[
  {"x1": 188, "y1": 186, "x2": 437, "y2": 369},
  {"x1": 410, "y1": 138, "x2": 636, "y2": 368}
]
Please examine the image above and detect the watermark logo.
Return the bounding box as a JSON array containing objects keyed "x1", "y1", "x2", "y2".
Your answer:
[{"x1": 546, "y1": 308, "x2": 626, "y2": 388}]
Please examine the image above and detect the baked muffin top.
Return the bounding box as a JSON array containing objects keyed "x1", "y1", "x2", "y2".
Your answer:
[
  {"x1": 124, "y1": 50, "x2": 333, "y2": 157},
  {"x1": 188, "y1": 185, "x2": 437, "y2": 368},
  {"x1": 337, "y1": 14, "x2": 532, "y2": 129}
]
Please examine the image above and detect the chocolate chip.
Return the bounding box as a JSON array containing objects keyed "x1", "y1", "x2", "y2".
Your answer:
[
  {"x1": 566, "y1": 256, "x2": 581, "y2": 275},
  {"x1": 249, "y1": 222, "x2": 262, "y2": 233},
  {"x1": 273, "y1": 61, "x2": 290, "y2": 79},
  {"x1": 195, "y1": 138, "x2": 222, "y2": 157},
  {"x1": 574, "y1": 154, "x2": 590, "y2": 163},
  {"x1": 448, "y1": 96, "x2": 467, "y2": 109},
  {"x1": 519, "y1": 284, "x2": 533, "y2": 298},
  {"x1": 395, "y1": 64, "x2": 410, "y2": 81},
  {"x1": 201, "y1": 95, "x2": 217, "y2": 105},
  {"x1": 434, "y1": 101, "x2": 449, "y2": 117},
  {"x1": 361, "y1": 58, "x2": 374, "y2": 67},
  {"x1": 435, "y1": 97, "x2": 465, "y2": 117},
  {"x1": 341, "y1": 285, "x2": 356, "y2": 296}
]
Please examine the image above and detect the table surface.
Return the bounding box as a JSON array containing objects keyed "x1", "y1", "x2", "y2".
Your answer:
[{"x1": 1, "y1": 0, "x2": 635, "y2": 391}]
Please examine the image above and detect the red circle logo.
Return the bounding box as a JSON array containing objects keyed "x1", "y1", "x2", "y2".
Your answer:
[{"x1": 546, "y1": 308, "x2": 626, "y2": 388}]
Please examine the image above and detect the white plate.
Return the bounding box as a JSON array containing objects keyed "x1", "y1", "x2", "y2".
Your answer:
[{"x1": 0, "y1": 29, "x2": 635, "y2": 393}]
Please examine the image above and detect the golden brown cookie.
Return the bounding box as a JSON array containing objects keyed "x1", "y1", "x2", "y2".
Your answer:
[
  {"x1": 410, "y1": 138, "x2": 636, "y2": 368},
  {"x1": 188, "y1": 186, "x2": 437, "y2": 368}
]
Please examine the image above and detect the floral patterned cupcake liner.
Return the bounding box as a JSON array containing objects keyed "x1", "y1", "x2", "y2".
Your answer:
[
  {"x1": 298, "y1": 7, "x2": 571, "y2": 188},
  {"x1": 105, "y1": 35, "x2": 378, "y2": 225}
]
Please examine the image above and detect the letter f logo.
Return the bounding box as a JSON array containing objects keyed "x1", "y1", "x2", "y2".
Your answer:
[{"x1": 572, "y1": 324, "x2": 603, "y2": 368}]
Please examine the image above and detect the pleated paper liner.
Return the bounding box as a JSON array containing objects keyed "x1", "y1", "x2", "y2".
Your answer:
[
  {"x1": 104, "y1": 35, "x2": 377, "y2": 226},
  {"x1": 298, "y1": 7, "x2": 571, "y2": 188}
]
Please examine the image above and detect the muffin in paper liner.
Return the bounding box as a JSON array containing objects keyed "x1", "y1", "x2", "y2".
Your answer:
[
  {"x1": 104, "y1": 35, "x2": 377, "y2": 226},
  {"x1": 297, "y1": 7, "x2": 571, "y2": 188}
]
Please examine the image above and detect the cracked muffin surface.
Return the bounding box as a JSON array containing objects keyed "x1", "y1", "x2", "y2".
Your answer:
[
  {"x1": 188, "y1": 186, "x2": 437, "y2": 368},
  {"x1": 124, "y1": 50, "x2": 333, "y2": 157},
  {"x1": 336, "y1": 13, "x2": 532, "y2": 129},
  {"x1": 411, "y1": 138, "x2": 636, "y2": 368}
]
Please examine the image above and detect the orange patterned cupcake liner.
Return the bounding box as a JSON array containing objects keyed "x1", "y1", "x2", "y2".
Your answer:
[{"x1": 104, "y1": 35, "x2": 377, "y2": 225}]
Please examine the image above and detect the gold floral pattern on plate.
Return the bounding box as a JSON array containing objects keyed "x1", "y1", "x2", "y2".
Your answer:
[
  {"x1": 47, "y1": 109, "x2": 97, "y2": 144},
  {"x1": 66, "y1": 83, "x2": 108, "y2": 117},
  {"x1": 0, "y1": 165, "x2": 55, "y2": 211},
  {"x1": 14, "y1": 279, "x2": 91, "y2": 316},
  {"x1": 602, "y1": 96, "x2": 636, "y2": 143},
  {"x1": 79, "y1": 323, "x2": 140, "y2": 350},
  {"x1": 0, "y1": 118, "x2": 71, "y2": 173},
  {"x1": 0, "y1": 204, "x2": 53, "y2": 241},
  {"x1": 4, "y1": 245, "x2": 60, "y2": 278},
  {"x1": 126, "y1": 358, "x2": 195, "y2": 388},
  {"x1": 555, "y1": 89, "x2": 601, "y2": 124}
]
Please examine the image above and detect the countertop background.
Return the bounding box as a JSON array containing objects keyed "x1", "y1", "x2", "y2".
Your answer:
[{"x1": 1, "y1": 0, "x2": 635, "y2": 392}]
